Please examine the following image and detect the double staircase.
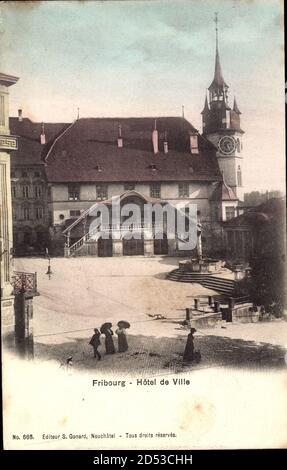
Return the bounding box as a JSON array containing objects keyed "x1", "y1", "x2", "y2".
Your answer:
[{"x1": 167, "y1": 269, "x2": 236, "y2": 295}]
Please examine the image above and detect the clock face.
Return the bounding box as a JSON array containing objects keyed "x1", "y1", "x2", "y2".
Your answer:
[{"x1": 218, "y1": 136, "x2": 236, "y2": 155}]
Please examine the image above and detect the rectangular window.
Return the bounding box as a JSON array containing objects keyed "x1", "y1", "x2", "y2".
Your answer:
[
  {"x1": 237, "y1": 168, "x2": 242, "y2": 187},
  {"x1": 36, "y1": 207, "x2": 44, "y2": 220},
  {"x1": 34, "y1": 171, "x2": 41, "y2": 177},
  {"x1": 150, "y1": 183, "x2": 161, "y2": 199},
  {"x1": 124, "y1": 183, "x2": 135, "y2": 191},
  {"x1": 96, "y1": 184, "x2": 108, "y2": 201},
  {"x1": 225, "y1": 206, "x2": 235, "y2": 221},
  {"x1": 68, "y1": 184, "x2": 80, "y2": 201},
  {"x1": 70, "y1": 210, "x2": 81, "y2": 217},
  {"x1": 23, "y1": 207, "x2": 29, "y2": 220},
  {"x1": 178, "y1": 182, "x2": 189, "y2": 198},
  {"x1": 11, "y1": 170, "x2": 16, "y2": 178},
  {"x1": 23, "y1": 185, "x2": 29, "y2": 198},
  {"x1": 22, "y1": 170, "x2": 28, "y2": 177},
  {"x1": 35, "y1": 185, "x2": 42, "y2": 198},
  {"x1": 11, "y1": 185, "x2": 16, "y2": 198}
]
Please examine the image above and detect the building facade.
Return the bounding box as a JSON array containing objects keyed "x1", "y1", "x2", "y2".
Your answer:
[
  {"x1": 10, "y1": 26, "x2": 244, "y2": 258},
  {"x1": 0, "y1": 72, "x2": 19, "y2": 337},
  {"x1": 9, "y1": 114, "x2": 70, "y2": 255}
]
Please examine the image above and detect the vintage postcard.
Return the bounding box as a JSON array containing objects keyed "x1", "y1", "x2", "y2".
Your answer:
[{"x1": 0, "y1": 0, "x2": 286, "y2": 451}]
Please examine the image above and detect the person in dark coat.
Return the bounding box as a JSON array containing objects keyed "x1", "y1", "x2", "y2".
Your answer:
[
  {"x1": 89, "y1": 329, "x2": 101, "y2": 360},
  {"x1": 116, "y1": 327, "x2": 128, "y2": 352},
  {"x1": 104, "y1": 327, "x2": 115, "y2": 354},
  {"x1": 183, "y1": 328, "x2": 196, "y2": 363}
]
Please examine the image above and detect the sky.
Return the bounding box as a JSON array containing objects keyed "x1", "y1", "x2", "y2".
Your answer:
[{"x1": 0, "y1": 0, "x2": 285, "y2": 192}]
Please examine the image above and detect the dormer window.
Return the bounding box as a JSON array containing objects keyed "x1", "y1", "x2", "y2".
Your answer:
[{"x1": 94, "y1": 165, "x2": 103, "y2": 172}]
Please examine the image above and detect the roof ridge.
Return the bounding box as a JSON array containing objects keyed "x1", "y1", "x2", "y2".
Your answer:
[{"x1": 44, "y1": 120, "x2": 77, "y2": 163}]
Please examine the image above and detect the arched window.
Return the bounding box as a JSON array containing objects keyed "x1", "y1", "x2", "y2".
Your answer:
[
  {"x1": 237, "y1": 165, "x2": 242, "y2": 187},
  {"x1": 236, "y1": 138, "x2": 240, "y2": 153}
]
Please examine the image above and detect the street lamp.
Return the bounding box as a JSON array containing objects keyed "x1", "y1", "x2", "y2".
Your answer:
[{"x1": 45, "y1": 248, "x2": 53, "y2": 279}]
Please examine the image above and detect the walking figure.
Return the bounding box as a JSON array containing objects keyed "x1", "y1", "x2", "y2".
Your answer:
[
  {"x1": 183, "y1": 328, "x2": 196, "y2": 363},
  {"x1": 100, "y1": 323, "x2": 115, "y2": 355},
  {"x1": 116, "y1": 327, "x2": 128, "y2": 352},
  {"x1": 89, "y1": 328, "x2": 102, "y2": 360},
  {"x1": 116, "y1": 320, "x2": 131, "y2": 352}
]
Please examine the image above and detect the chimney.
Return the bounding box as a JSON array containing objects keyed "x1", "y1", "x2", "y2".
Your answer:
[
  {"x1": 163, "y1": 131, "x2": 168, "y2": 154},
  {"x1": 117, "y1": 125, "x2": 123, "y2": 148},
  {"x1": 152, "y1": 119, "x2": 158, "y2": 154},
  {"x1": 18, "y1": 109, "x2": 23, "y2": 122},
  {"x1": 40, "y1": 122, "x2": 46, "y2": 145},
  {"x1": 189, "y1": 131, "x2": 199, "y2": 155}
]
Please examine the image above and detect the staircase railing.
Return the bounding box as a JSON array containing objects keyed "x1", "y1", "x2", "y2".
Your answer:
[{"x1": 67, "y1": 222, "x2": 166, "y2": 256}]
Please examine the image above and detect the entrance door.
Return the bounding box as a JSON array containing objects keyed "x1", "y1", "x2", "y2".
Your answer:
[
  {"x1": 98, "y1": 237, "x2": 113, "y2": 257},
  {"x1": 154, "y1": 233, "x2": 168, "y2": 255},
  {"x1": 123, "y1": 236, "x2": 144, "y2": 256}
]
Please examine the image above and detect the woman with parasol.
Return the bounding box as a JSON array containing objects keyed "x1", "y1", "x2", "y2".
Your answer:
[
  {"x1": 100, "y1": 323, "x2": 115, "y2": 355},
  {"x1": 183, "y1": 328, "x2": 196, "y2": 363},
  {"x1": 116, "y1": 321, "x2": 130, "y2": 353}
]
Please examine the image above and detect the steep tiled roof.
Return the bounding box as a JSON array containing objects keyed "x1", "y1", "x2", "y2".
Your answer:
[
  {"x1": 208, "y1": 48, "x2": 228, "y2": 92},
  {"x1": 9, "y1": 117, "x2": 70, "y2": 165},
  {"x1": 44, "y1": 117, "x2": 221, "y2": 183},
  {"x1": 210, "y1": 180, "x2": 238, "y2": 201}
]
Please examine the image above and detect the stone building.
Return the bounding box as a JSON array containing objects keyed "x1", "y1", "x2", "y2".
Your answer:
[
  {"x1": 0, "y1": 72, "x2": 18, "y2": 337},
  {"x1": 9, "y1": 113, "x2": 70, "y2": 255},
  {"x1": 10, "y1": 24, "x2": 245, "y2": 258}
]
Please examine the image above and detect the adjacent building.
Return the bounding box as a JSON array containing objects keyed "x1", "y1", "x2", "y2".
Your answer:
[
  {"x1": 0, "y1": 72, "x2": 19, "y2": 337},
  {"x1": 9, "y1": 114, "x2": 70, "y2": 255}
]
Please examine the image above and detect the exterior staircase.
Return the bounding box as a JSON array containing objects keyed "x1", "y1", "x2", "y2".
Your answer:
[{"x1": 167, "y1": 269, "x2": 236, "y2": 295}]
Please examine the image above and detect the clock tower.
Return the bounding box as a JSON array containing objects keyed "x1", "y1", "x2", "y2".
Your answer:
[{"x1": 201, "y1": 14, "x2": 244, "y2": 201}]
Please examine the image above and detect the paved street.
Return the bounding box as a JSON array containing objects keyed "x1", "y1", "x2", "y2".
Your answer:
[{"x1": 14, "y1": 256, "x2": 287, "y2": 374}]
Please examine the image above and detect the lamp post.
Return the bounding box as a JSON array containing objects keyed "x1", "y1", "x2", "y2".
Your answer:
[{"x1": 45, "y1": 248, "x2": 53, "y2": 279}]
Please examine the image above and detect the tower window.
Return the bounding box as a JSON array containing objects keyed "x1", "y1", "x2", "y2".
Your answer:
[
  {"x1": 11, "y1": 185, "x2": 17, "y2": 198},
  {"x1": 237, "y1": 166, "x2": 242, "y2": 187},
  {"x1": 236, "y1": 138, "x2": 241, "y2": 153},
  {"x1": 178, "y1": 182, "x2": 189, "y2": 198}
]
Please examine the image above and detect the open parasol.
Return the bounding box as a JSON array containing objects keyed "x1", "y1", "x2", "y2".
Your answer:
[
  {"x1": 117, "y1": 320, "x2": 131, "y2": 329},
  {"x1": 100, "y1": 322, "x2": 113, "y2": 333}
]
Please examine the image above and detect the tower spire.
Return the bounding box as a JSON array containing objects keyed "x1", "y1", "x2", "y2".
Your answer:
[
  {"x1": 208, "y1": 13, "x2": 228, "y2": 98},
  {"x1": 215, "y1": 12, "x2": 218, "y2": 52}
]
